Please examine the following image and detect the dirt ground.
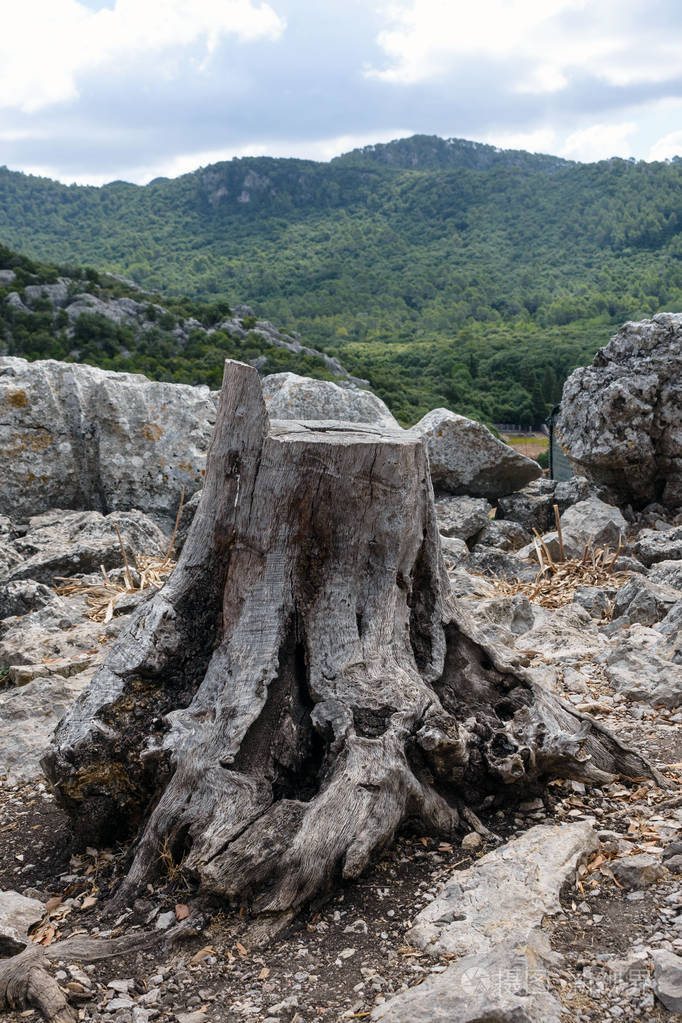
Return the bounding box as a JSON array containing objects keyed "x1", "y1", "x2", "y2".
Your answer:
[{"x1": 1, "y1": 673, "x2": 680, "y2": 1023}]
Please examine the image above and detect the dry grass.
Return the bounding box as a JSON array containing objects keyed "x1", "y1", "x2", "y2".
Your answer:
[
  {"x1": 55, "y1": 554, "x2": 176, "y2": 622},
  {"x1": 490, "y1": 531, "x2": 630, "y2": 612},
  {"x1": 54, "y1": 488, "x2": 184, "y2": 622}
]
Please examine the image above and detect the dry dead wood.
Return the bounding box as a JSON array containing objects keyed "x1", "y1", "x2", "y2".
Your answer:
[
  {"x1": 43, "y1": 360, "x2": 657, "y2": 919},
  {"x1": 0, "y1": 925, "x2": 187, "y2": 1022}
]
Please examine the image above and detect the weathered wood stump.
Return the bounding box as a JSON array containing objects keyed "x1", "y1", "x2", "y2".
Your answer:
[{"x1": 44, "y1": 361, "x2": 655, "y2": 915}]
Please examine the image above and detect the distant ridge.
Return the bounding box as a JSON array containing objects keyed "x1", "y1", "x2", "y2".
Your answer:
[{"x1": 1, "y1": 133, "x2": 682, "y2": 424}]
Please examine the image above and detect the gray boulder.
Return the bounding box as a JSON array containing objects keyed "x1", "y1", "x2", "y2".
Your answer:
[
  {"x1": 374, "y1": 822, "x2": 597, "y2": 1023},
  {"x1": 435, "y1": 495, "x2": 492, "y2": 540},
  {"x1": 0, "y1": 674, "x2": 93, "y2": 785},
  {"x1": 518, "y1": 497, "x2": 627, "y2": 562},
  {"x1": 652, "y1": 950, "x2": 682, "y2": 1013},
  {"x1": 611, "y1": 575, "x2": 681, "y2": 627},
  {"x1": 262, "y1": 372, "x2": 399, "y2": 428},
  {"x1": 573, "y1": 585, "x2": 615, "y2": 619},
  {"x1": 634, "y1": 526, "x2": 682, "y2": 567},
  {"x1": 556, "y1": 314, "x2": 682, "y2": 507},
  {"x1": 0, "y1": 579, "x2": 61, "y2": 620},
  {"x1": 496, "y1": 477, "x2": 594, "y2": 533},
  {"x1": 0, "y1": 356, "x2": 215, "y2": 525},
  {"x1": 610, "y1": 853, "x2": 669, "y2": 889},
  {"x1": 472, "y1": 518, "x2": 531, "y2": 552},
  {"x1": 0, "y1": 890, "x2": 46, "y2": 955},
  {"x1": 657, "y1": 601, "x2": 682, "y2": 663},
  {"x1": 439, "y1": 535, "x2": 469, "y2": 570},
  {"x1": 496, "y1": 478, "x2": 560, "y2": 532},
  {"x1": 410, "y1": 408, "x2": 541, "y2": 499},
  {"x1": 464, "y1": 546, "x2": 537, "y2": 582},
  {"x1": 407, "y1": 821, "x2": 598, "y2": 957},
  {"x1": 605, "y1": 625, "x2": 682, "y2": 708},
  {"x1": 650, "y1": 559, "x2": 682, "y2": 589}
]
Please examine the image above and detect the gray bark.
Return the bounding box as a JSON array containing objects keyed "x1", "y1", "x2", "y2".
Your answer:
[{"x1": 44, "y1": 360, "x2": 656, "y2": 916}]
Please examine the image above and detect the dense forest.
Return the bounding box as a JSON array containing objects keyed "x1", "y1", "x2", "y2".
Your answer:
[{"x1": 2, "y1": 134, "x2": 682, "y2": 423}]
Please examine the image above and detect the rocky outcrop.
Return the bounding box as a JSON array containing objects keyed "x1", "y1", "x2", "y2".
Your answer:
[
  {"x1": 556, "y1": 314, "x2": 682, "y2": 508},
  {"x1": 1, "y1": 358, "x2": 549, "y2": 523},
  {"x1": 374, "y1": 822, "x2": 598, "y2": 1023},
  {"x1": 0, "y1": 357, "x2": 215, "y2": 525},
  {"x1": 411, "y1": 408, "x2": 541, "y2": 498},
  {"x1": 262, "y1": 372, "x2": 399, "y2": 427}
]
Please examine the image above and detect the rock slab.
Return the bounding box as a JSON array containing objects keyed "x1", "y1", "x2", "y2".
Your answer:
[
  {"x1": 374, "y1": 822, "x2": 598, "y2": 1023},
  {"x1": 0, "y1": 890, "x2": 46, "y2": 955}
]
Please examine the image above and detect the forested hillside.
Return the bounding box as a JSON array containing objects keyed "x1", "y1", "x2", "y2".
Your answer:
[
  {"x1": 0, "y1": 245, "x2": 350, "y2": 391},
  {"x1": 2, "y1": 134, "x2": 682, "y2": 423}
]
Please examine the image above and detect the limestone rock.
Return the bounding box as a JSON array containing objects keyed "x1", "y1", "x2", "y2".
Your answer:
[
  {"x1": 0, "y1": 579, "x2": 62, "y2": 620},
  {"x1": 0, "y1": 674, "x2": 93, "y2": 785},
  {"x1": 495, "y1": 476, "x2": 594, "y2": 536},
  {"x1": 0, "y1": 356, "x2": 215, "y2": 525},
  {"x1": 8, "y1": 509, "x2": 167, "y2": 585},
  {"x1": 657, "y1": 601, "x2": 682, "y2": 663},
  {"x1": 605, "y1": 626, "x2": 682, "y2": 708},
  {"x1": 652, "y1": 950, "x2": 682, "y2": 1013},
  {"x1": 439, "y1": 535, "x2": 469, "y2": 570},
  {"x1": 0, "y1": 890, "x2": 46, "y2": 955},
  {"x1": 518, "y1": 497, "x2": 627, "y2": 562},
  {"x1": 262, "y1": 372, "x2": 399, "y2": 428},
  {"x1": 0, "y1": 601, "x2": 124, "y2": 669},
  {"x1": 496, "y1": 478, "x2": 558, "y2": 532},
  {"x1": 464, "y1": 546, "x2": 537, "y2": 582},
  {"x1": 513, "y1": 604, "x2": 601, "y2": 666},
  {"x1": 410, "y1": 408, "x2": 541, "y2": 498},
  {"x1": 611, "y1": 574, "x2": 681, "y2": 627},
  {"x1": 461, "y1": 594, "x2": 536, "y2": 649},
  {"x1": 472, "y1": 518, "x2": 531, "y2": 552},
  {"x1": 374, "y1": 823, "x2": 597, "y2": 1023},
  {"x1": 556, "y1": 314, "x2": 682, "y2": 507},
  {"x1": 372, "y1": 940, "x2": 562, "y2": 1023},
  {"x1": 634, "y1": 526, "x2": 682, "y2": 567},
  {"x1": 572, "y1": 585, "x2": 615, "y2": 619},
  {"x1": 610, "y1": 853, "x2": 669, "y2": 889},
  {"x1": 434, "y1": 495, "x2": 492, "y2": 540},
  {"x1": 650, "y1": 559, "x2": 682, "y2": 589},
  {"x1": 407, "y1": 821, "x2": 598, "y2": 957}
]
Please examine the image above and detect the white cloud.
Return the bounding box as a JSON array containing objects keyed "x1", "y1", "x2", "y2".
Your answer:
[
  {"x1": 368, "y1": 0, "x2": 682, "y2": 95},
  {"x1": 560, "y1": 122, "x2": 636, "y2": 162},
  {"x1": 368, "y1": 0, "x2": 592, "y2": 88},
  {"x1": 648, "y1": 130, "x2": 682, "y2": 162},
  {"x1": 478, "y1": 128, "x2": 557, "y2": 154},
  {"x1": 0, "y1": 0, "x2": 285, "y2": 113}
]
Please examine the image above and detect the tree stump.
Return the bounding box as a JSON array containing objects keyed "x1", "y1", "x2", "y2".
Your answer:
[{"x1": 44, "y1": 361, "x2": 656, "y2": 915}]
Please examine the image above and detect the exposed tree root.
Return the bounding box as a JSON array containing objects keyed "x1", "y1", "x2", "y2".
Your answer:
[{"x1": 0, "y1": 925, "x2": 189, "y2": 1022}]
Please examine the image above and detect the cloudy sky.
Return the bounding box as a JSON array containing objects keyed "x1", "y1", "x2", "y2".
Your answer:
[{"x1": 3, "y1": 0, "x2": 682, "y2": 184}]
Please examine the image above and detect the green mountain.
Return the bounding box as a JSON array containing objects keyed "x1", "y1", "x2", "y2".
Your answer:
[{"x1": 2, "y1": 134, "x2": 682, "y2": 424}]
